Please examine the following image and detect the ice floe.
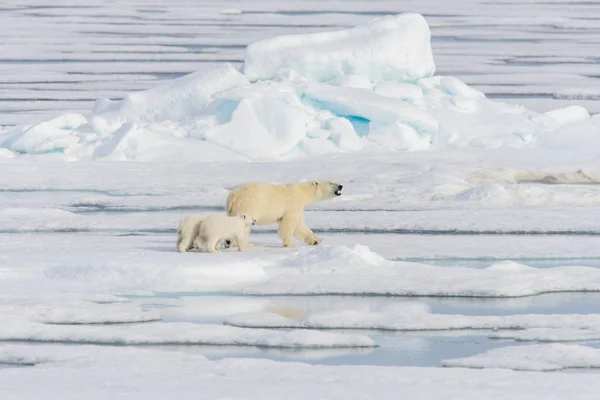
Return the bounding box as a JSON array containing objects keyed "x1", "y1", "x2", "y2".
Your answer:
[
  {"x1": 224, "y1": 303, "x2": 600, "y2": 331},
  {"x1": 442, "y1": 343, "x2": 600, "y2": 371},
  {"x1": 1, "y1": 343, "x2": 599, "y2": 399},
  {"x1": 0, "y1": 320, "x2": 375, "y2": 348}
]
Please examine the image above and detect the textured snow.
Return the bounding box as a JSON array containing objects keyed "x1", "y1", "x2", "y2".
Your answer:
[{"x1": 442, "y1": 344, "x2": 600, "y2": 371}]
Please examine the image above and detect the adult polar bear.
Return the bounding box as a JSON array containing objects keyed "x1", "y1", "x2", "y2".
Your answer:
[{"x1": 226, "y1": 180, "x2": 343, "y2": 248}]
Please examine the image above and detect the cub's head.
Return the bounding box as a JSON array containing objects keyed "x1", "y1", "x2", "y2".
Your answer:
[
  {"x1": 236, "y1": 212, "x2": 256, "y2": 226},
  {"x1": 310, "y1": 180, "x2": 343, "y2": 200}
]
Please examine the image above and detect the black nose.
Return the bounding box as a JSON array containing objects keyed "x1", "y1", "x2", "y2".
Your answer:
[{"x1": 338, "y1": 185, "x2": 343, "y2": 189}]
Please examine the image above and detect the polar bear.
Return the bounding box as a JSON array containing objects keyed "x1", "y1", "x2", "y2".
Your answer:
[
  {"x1": 226, "y1": 180, "x2": 343, "y2": 248},
  {"x1": 176, "y1": 215, "x2": 231, "y2": 253},
  {"x1": 193, "y1": 212, "x2": 256, "y2": 253}
]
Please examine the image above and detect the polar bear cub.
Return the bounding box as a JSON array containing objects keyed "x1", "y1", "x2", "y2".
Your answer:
[
  {"x1": 177, "y1": 215, "x2": 207, "y2": 253},
  {"x1": 193, "y1": 212, "x2": 256, "y2": 253},
  {"x1": 226, "y1": 180, "x2": 343, "y2": 248},
  {"x1": 176, "y1": 215, "x2": 231, "y2": 253}
]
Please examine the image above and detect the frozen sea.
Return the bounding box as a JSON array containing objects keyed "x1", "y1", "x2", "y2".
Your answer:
[{"x1": 2, "y1": 0, "x2": 600, "y2": 399}]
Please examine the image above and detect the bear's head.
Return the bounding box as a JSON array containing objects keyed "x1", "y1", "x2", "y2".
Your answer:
[
  {"x1": 310, "y1": 180, "x2": 343, "y2": 200},
  {"x1": 236, "y1": 212, "x2": 256, "y2": 226}
]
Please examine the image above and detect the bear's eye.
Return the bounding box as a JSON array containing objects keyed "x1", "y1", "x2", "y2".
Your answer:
[{"x1": 313, "y1": 181, "x2": 319, "y2": 186}]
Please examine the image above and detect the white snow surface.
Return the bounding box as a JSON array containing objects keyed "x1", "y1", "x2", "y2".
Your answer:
[
  {"x1": 241, "y1": 245, "x2": 600, "y2": 297},
  {"x1": 2, "y1": 12, "x2": 600, "y2": 160},
  {"x1": 490, "y1": 327, "x2": 600, "y2": 342},
  {"x1": 224, "y1": 304, "x2": 600, "y2": 331},
  {"x1": 0, "y1": 320, "x2": 375, "y2": 348},
  {"x1": 4, "y1": 4, "x2": 600, "y2": 394},
  {"x1": 442, "y1": 344, "x2": 600, "y2": 371},
  {"x1": 2, "y1": 344, "x2": 600, "y2": 400}
]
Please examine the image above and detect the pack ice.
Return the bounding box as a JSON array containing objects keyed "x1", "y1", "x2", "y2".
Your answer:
[{"x1": 1, "y1": 12, "x2": 596, "y2": 161}]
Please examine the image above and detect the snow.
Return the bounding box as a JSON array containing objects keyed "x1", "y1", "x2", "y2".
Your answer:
[
  {"x1": 489, "y1": 327, "x2": 600, "y2": 342},
  {"x1": 4, "y1": 1, "x2": 600, "y2": 396},
  {"x1": 243, "y1": 13, "x2": 436, "y2": 83},
  {"x1": 0, "y1": 320, "x2": 375, "y2": 348},
  {"x1": 544, "y1": 105, "x2": 590, "y2": 125},
  {"x1": 0, "y1": 299, "x2": 161, "y2": 325},
  {"x1": 242, "y1": 245, "x2": 600, "y2": 298},
  {"x1": 442, "y1": 344, "x2": 600, "y2": 371},
  {"x1": 2, "y1": 344, "x2": 600, "y2": 400},
  {"x1": 224, "y1": 304, "x2": 600, "y2": 331}
]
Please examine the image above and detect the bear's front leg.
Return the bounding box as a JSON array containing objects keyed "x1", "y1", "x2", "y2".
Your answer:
[
  {"x1": 294, "y1": 217, "x2": 322, "y2": 246},
  {"x1": 234, "y1": 234, "x2": 249, "y2": 252},
  {"x1": 205, "y1": 237, "x2": 221, "y2": 253},
  {"x1": 278, "y1": 213, "x2": 300, "y2": 248}
]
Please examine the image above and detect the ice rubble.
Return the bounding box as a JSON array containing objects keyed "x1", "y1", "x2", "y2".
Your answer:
[{"x1": 1, "y1": 12, "x2": 597, "y2": 161}]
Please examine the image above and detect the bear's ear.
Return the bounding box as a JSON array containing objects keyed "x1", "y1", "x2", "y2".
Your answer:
[{"x1": 313, "y1": 181, "x2": 319, "y2": 186}]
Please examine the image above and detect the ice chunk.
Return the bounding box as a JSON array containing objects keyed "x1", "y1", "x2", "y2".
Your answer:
[
  {"x1": 0, "y1": 114, "x2": 87, "y2": 155},
  {"x1": 0, "y1": 148, "x2": 15, "y2": 158},
  {"x1": 328, "y1": 75, "x2": 374, "y2": 90},
  {"x1": 244, "y1": 13, "x2": 436, "y2": 83},
  {"x1": 544, "y1": 105, "x2": 590, "y2": 125},
  {"x1": 301, "y1": 83, "x2": 439, "y2": 134},
  {"x1": 92, "y1": 64, "x2": 249, "y2": 129},
  {"x1": 439, "y1": 77, "x2": 486, "y2": 99},
  {"x1": 203, "y1": 96, "x2": 314, "y2": 160},
  {"x1": 367, "y1": 121, "x2": 431, "y2": 151},
  {"x1": 323, "y1": 117, "x2": 363, "y2": 151},
  {"x1": 92, "y1": 123, "x2": 249, "y2": 162},
  {"x1": 442, "y1": 344, "x2": 600, "y2": 371},
  {"x1": 373, "y1": 82, "x2": 424, "y2": 101}
]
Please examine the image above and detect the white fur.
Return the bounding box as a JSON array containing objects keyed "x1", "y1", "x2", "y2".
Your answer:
[
  {"x1": 176, "y1": 215, "x2": 232, "y2": 253},
  {"x1": 177, "y1": 215, "x2": 206, "y2": 253},
  {"x1": 194, "y1": 212, "x2": 255, "y2": 253},
  {"x1": 226, "y1": 180, "x2": 343, "y2": 248}
]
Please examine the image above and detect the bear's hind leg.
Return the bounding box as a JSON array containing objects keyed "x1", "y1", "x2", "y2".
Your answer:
[
  {"x1": 206, "y1": 236, "x2": 221, "y2": 253},
  {"x1": 278, "y1": 213, "x2": 299, "y2": 248},
  {"x1": 177, "y1": 233, "x2": 193, "y2": 252},
  {"x1": 192, "y1": 235, "x2": 206, "y2": 252}
]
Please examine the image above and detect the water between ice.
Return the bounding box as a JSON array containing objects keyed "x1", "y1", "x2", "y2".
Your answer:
[{"x1": 132, "y1": 290, "x2": 600, "y2": 368}]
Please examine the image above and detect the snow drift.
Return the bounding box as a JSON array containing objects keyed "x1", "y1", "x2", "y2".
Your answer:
[{"x1": 0, "y1": 12, "x2": 597, "y2": 161}]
